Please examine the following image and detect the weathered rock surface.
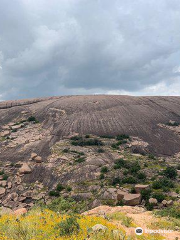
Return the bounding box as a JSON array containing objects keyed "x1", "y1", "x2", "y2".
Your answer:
[{"x1": 19, "y1": 163, "x2": 32, "y2": 174}]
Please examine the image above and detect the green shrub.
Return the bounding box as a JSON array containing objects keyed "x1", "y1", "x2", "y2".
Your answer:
[
  {"x1": 137, "y1": 172, "x2": 146, "y2": 180},
  {"x1": 122, "y1": 176, "x2": 137, "y2": 184},
  {"x1": 114, "y1": 158, "x2": 126, "y2": 169},
  {"x1": 116, "y1": 134, "x2": 130, "y2": 141},
  {"x1": 66, "y1": 186, "x2": 72, "y2": 192},
  {"x1": 112, "y1": 177, "x2": 121, "y2": 186},
  {"x1": 62, "y1": 149, "x2": 69, "y2": 153},
  {"x1": 145, "y1": 203, "x2": 154, "y2": 211},
  {"x1": 152, "y1": 178, "x2": 174, "y2": 190},
  {"x1": 100, "y1": 135, "x2": 114, "y2": 139},
  {"x1": 71, "y1": 138, "x2": 103, "y2": 147},
  {"x1": 130, "y1": 187, "x2": 136, "y2": 194},
  {"x1": 58, "y1": 216, "x2": 80, "y2": 236},
  {"x1": 49, "y1": 191, "x2": 60, "y2": 197},
  {"x1": 99, "y1": 173, "x2": 105, "y2": 180},
  {"x1": 101, "y1": 166, "x2": 108, "y2": 174},
  {"x1": 47, "y1": 197, "x2": 87, "y2": 214},
  {"x1": 0, "y1": 170, "x2": 4, "y2": 175},
  {"x1": 85, "y1": 135, "x2": 90, "y2": 138},
  {"x1": 2, "y1": 174, "x2": 8, "y2": 180},
  {"x1": 152, "y1": 193, "x2": 165, "y2": 203},
  {"x1": 148, "y1": 154, "x2": 156, "y2": 160},
  {"x1": 177, "y1": 164, "x2": 180, "y2": 170},
  {"x1": 155, "y1": 202, "x2": 180, "y2": 219},
  {"x1": 56, "y1": 184, "x2": 65, "y2": 192},
  {"x1": 28, "y1": 116, "x2": 38, "y2": 123},
  {"x1": 111, "y1": 143, "x2": 119, "y2": 149},
  {"x1": 163, "y1": 166, "x2": 177, "y2": 179},
  {"x1": 116, "y1": 140, "x2": 128, "y2": 146},
  {"x1": 141, "y1": 189, "x2": 152, "y2": 201},
  {"x1": 129, "y1": 162, "x2": 141, "y2": 174},
  {"x1": 166, "y1": 121, "x2": 179, "y2": 126},
  {"x1": 97, "y1": 148, "x2": 105, "y2": 153},
  {"x1": 75, "y1": 157, "x2": 86, "y2": 163}
]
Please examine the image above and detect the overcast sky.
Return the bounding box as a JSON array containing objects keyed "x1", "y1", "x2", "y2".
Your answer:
[{"x1": 0, "y1": 0, "x2": 180, "y2": 100}]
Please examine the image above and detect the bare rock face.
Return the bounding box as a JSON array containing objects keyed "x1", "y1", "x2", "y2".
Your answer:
[
  {"x1": 135, "y1": 184, "x2": 150, "y2": 194},
  {"x1": 19, "y1": 163, "x2": 32, "y2": 174},
  {"x1": 31, "y1": 153, "x2": 38, "y2": 160},
  {"x1": 123, "y1": 194, "x2": 141, "y2": 206},
  {"x1": 0, "y1": 131, "x2": 10, "y2": 137},
  {"x1": 0, "y1": 187, "x2": 5, "y2": 196},
  {"x1": 13, "y1": 208, "x2": 27, "y2": 216}
]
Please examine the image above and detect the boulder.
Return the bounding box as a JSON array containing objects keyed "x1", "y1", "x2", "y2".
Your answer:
[
  {"x1": 167, "y1": 200, "x2": 173, "y2": 206},
  {"x1": 135, "y1": 184, "x2": 149, "y2": 193},
  {"x1": 162, "y1": 200, "x2": 168, "y2": 206},
  {"x1": 7, "y1": 182, "x2": 12, "y2": 189},
  {"x1": 13, "y1": 208, "x2": 27, "y2": 216},
  {"x1": 31, "y1": 153, "x2": 38, "y2": 160},
  {"x1": 0, "y1": 187, "x2": 5, "y2": 196},
  {"x1": 149, "y1": 198, "x2": 158, "y2": 205},
  {"x1": 123, "y1": 193, "x2": 141, "y2": 206},
  {"x1": 117, "y1": 190, "x2": 127, "y2": 201},
  {"x1": 34, "y1": 156, "x2": 42, "y2": 163},
  {"x1": 0, "y1": 181, "x2": 7, "y2": 187},
  {"x1": 92, "y1": 224, "x2": 107, "y2": 232},
  {"x1": 19, "y1": 163, "x2": 32, "y2": 174},
  {"x1": 0, "y1": 131, "x2": 10, "y2": 137}
]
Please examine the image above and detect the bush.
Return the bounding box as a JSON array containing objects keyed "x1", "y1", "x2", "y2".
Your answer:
[
  {"x1": 122, "y1": 176, "x2": 137, "y2": 184},
  {"x1": 141, "y1": 189, "x2": 152, "y2": 201},
  {"x1": 99, "y1": 173, "x2": 105, "y2": 179},
  {"x1": 166, "y1": 121, "x2": 179, "y2": 126},
  {"x1": 152, "y1": 178, "x2": 174, "y2": 190},
  {"x1": 28, "y1": 116, "x2": 39, "y2": 123},
  {"x1": 163, "y1": 166, "x2": 177, "y2": 179},
  {"x1": 152, "y1": 193, "x2": 165, "y2": 203},
  {"x1": 0, "y1": 170, "x2": 4, "y2": 175},
  {"x1": 114, "y1": 158, "x2": 126, "y2": 169},
  {"x1": 130, "y1": 187, "x2": 136, "y2": 194},
  {"x1": 112, "y1": 177, "x2": 121, "y2": 186},
  {"x1": 62, "y1": 148, "x2": 69, "y2": 153},
  {"x1": 58, "y1": 216, "x2": 80, "y2": 236},
  {"x1": 75, "y1": 157, "x2": 85, "y2": 163},
  {"x1": 116, "y1": 134, "x2": 130, "y2": 141},
  {"x1": 2, "y1": 174, "x2": 8, "y2": 180},
  {"x1": 47, "y1": 197, "x2": 87, "y2": 214},
  {"x1": 101, "y1": 166, "x2": 108, "y2": 173},
  {"x1": 56, "y1": 184, "x2": 65, "y2": 192},
  {"x1": 137, "y1": 172, "x2": 146, "y2": 180},
  {"x1": 71, "y1": 138, "x2": 103, "y2": 147},
  {"x1": 97, "y1": 148, "x2": 105, "y2": 153},
  {"x1": 66, "y1": 186, "x2": 72, "y2": 192},
  {"x1": 177, "y1": 164, "x2": 180, "y2": 170},
  {"x1": 155, "y1": 202, "x2": 180, "y2": 219},
  {"x1": 148, "y1": 154, "x2": 156, "y2": 160},
  {"x1": 100, "y1": 135, "x2": 114, "y2": 139},
  {"x1": 145, "y1": 203, "x2": 154, "y2": 211},
  {"x1": 111, "y1": 143, "x2": 119, "y2": 149},
  {"x1": 129, "y1": 162, "x2": 141, "y2": 174},
  {"x1": 49, "y1": 191, "x2": 60, "y2": 197}
]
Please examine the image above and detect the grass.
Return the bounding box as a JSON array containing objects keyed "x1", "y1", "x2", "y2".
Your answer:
[
  {"x1": 107, "y1": 212, "x2": 135, "y2": 228},
  {"x1": 0, "y1": 209, "x2": 127, "y2": 240}
]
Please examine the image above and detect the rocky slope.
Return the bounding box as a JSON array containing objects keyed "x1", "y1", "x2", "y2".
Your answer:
[{"x1": 0, "y1": 95, "x2": 180, "y2": 211}]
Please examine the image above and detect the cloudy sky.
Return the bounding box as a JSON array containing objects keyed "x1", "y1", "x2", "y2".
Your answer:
[{"x1": 0, "y1": 0, "x2": 180, "y2": 100}]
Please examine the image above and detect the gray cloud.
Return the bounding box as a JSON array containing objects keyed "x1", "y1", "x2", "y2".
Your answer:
[{"x1": 0, "y1": 0, "x2": 180, "y2": 100}]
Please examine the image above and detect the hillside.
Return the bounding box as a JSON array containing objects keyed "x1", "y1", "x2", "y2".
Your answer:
[
  {"x1": 0, "y1": 95, "x2": 180, "y2": 239},
  {"x1": 1, "y1": 95, "x2": 180, "y2": 156}
]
